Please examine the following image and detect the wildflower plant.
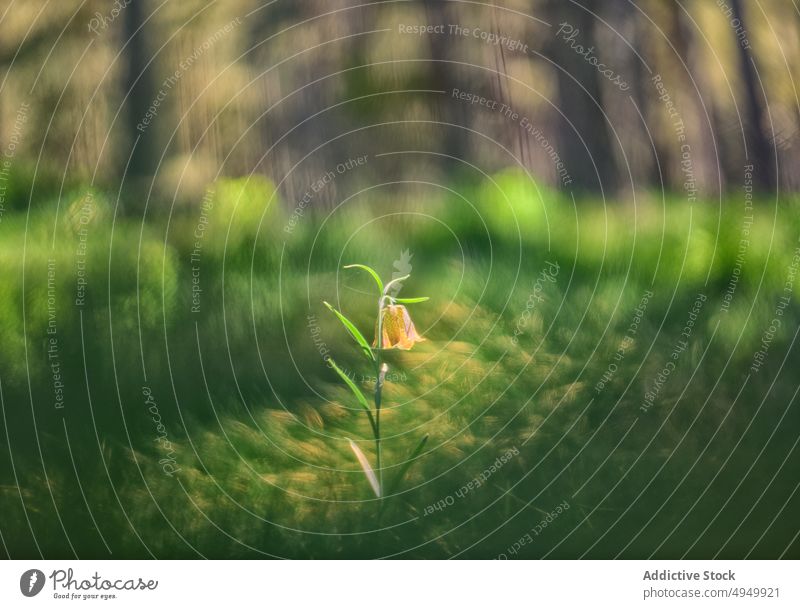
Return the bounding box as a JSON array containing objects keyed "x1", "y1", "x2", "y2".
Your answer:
[{"x1": 323, "y1": 263, "x2": 430, "y2": 500}]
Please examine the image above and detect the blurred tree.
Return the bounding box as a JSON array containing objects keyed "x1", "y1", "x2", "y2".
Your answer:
[
  {"x1": 122, "y1": 0, "x2": 159, "y2": 180},
  {"x1": 423, "y1": 0, "x2": 470, "y2": 163},
  {"x1": 546, "y1": 0, "x2": 618, "y2": 194},
  {"x1": 729, "y1": 0, "x2": 774, "y2": 190},
  {"x1": 596, "y1": 0, "x2": 657, "y2": 192},
  {"x1": 666, "y1": 0, "x2": 723, "y2": 196}
]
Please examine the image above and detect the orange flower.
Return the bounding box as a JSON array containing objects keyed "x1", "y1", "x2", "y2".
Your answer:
[{"x1": 374, "y1": 304, "x2": 425, "y2": 350}]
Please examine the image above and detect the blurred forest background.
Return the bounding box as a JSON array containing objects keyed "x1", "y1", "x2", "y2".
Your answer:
[
  {"x1": 1, "y1": 1, "x2": 800, "y2": 560},
  {"x1": 1, "y1": 0, "x2": 798, "y2": 201}
]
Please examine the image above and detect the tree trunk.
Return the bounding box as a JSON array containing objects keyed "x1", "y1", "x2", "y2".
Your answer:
[
  {"x1": 423, "y1": 0, "x2": 470, "y2": 163},
  {"x1": 729, "y1": 0, "x2": 774, "y2": 190},
  {"x1": 546, "y1": 0, "x2": 617, "y2": 194},
  {"x1": 122, "y1": 0, "x2": 158, "y2": 181}
]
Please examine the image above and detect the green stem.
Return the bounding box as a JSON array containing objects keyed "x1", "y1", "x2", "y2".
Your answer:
[
  {"x1": 374, "y1": 295, "x2": 387, "y2": 499},
  {"x1": 375, "y1": 361, "x2": 383, "y2": 497}
]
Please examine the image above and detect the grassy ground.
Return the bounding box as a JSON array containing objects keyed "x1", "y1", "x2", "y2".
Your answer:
[{"x1": 1, "y1": 171, "x2": 799, "y2": 558}]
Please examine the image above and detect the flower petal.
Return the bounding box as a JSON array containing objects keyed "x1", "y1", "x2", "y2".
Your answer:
[{"x1": 374, "y1": 304, "x2": 425, "y2": 350}]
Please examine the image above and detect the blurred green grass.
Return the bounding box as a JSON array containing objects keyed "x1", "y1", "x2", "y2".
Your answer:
[{"x1": 1, "y1": 171, "x2": 799, "y2": 558}]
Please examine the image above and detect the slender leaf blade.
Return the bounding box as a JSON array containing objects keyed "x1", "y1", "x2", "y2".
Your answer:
[
  {"x1": 328, "y1": 358, "x2": 376, "y2": 436},
  {"x1": 392, "y1": 296, "x2": 429, "y2": 304},
  {"x1": 385, "y1": 434, "x2": 429, "y2": 496},
  {"x1": 323, "y1": 301, "x2": 375, "y2": 361},
  {"x1": 348, "y1": 439, "x2": 381, "y2": 497},
  {"x1": 343, "y1": 264, "x2": 384, "y2": 293},
  {"x1": 383, "y1": 274, "x2": 410, "y2": 296}
]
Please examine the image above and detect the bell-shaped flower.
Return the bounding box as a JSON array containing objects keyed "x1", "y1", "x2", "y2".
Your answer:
[{"x1": 374, "y1": 304, "x2": 425, "y2": 350}]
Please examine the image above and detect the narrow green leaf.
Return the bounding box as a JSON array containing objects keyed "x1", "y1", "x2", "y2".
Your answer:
[
  {"x1": 382, "y1": 274, "x2": 410, "y2": 296},
  {"x1": 328, "y1": 358, "x2": 376, "y2": 436},
  {"x1": 348, "y1": 439, "x2": 381, "y2": 497},
  {"x1": 385, "y1": 434, "x2": 429, "y2": 496},
  {"x1": 392, "y1": 296, "x2": 429, "y2": 304},
  {"x1": 323, "y1": 301, "x2": 375, "y2": 362},
  {"x1": 343, "y1": 264, "x2": 384, "y2": 293}
]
